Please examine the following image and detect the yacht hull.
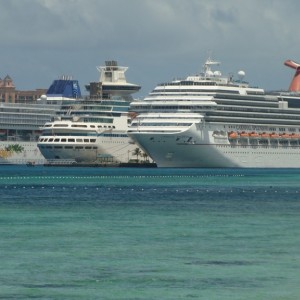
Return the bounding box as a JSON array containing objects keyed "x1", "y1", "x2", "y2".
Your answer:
[{"x1": 38, "y1": 135, "x2": 138, "y2": 163}]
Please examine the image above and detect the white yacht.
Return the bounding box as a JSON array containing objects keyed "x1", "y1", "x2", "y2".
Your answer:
[
  {"x1": 38, "y1": 61, "x2": 142, "y2": 164},
  {"x1": 0, "y1": 77, "x2": 80, "y2": 164},
  {"x1": 128, "y1": 58, "x2": 300, "y2": 168}
]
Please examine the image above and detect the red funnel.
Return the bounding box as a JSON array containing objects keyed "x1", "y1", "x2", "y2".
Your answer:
[{"x1": 284, "y1": 60, "x2": 300, "y2": 91}]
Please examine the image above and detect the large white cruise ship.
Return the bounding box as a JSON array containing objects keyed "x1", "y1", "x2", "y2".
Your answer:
[
  {"x1": 128, "y1": 58, "x2": 300, "y2": 168},
  {"x1": 37, "y1": 61, "x2": 142, "y2": 164},
  {"x1": 0, "y1": 77, "x2": 80, "y2": 164}
]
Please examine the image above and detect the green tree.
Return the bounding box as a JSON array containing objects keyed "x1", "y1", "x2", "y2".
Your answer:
[
  {"x1": 142, "y1": 152, "x2": 149, "y2": 162},
  {"x1": 132, "y1": 147, "x2": 142, "y2": 162},
  {"x1": 5, "y1": 144, "x2": 24, "y2": 153}
]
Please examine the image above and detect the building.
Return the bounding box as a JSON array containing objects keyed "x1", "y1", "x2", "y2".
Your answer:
[{"x1": 0, "y1": 75, "x2": 47, "y2": 104}]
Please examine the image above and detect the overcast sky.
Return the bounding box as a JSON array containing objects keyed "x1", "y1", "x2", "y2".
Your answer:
[{"x1": 1, "y1": 0, "x2": 300, "y2": 97}]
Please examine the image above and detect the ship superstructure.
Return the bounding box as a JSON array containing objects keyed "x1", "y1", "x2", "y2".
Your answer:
[
  {"x1": 128, "y1": 58, "x2": 300, "y2": 168},
  {"x1": 38, "y1": 61, "x2": 141, "y2": 164}
]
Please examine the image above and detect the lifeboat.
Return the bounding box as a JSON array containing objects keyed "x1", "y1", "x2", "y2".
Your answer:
[
  {"x1": 280, "y1": 133, "x2": 290, "y2": 139},
  {"x1": 228, "y1": 131, "x2": 238, "y2": 139},
  {"x1": 270, "y1": 132, "x2": 280, "y2": 138},
  {"x1": 290, "y1": 133, "x2": 300, "y2": 139},
  {"x1": 239, "y1": 131, "x2": 249, "y2": 138},
  {"x1": 249, "y1": 131, "x2": 259, "y2": 138},
  {"x1": 260, "y1": 132, "x2": 270, "y2": 139}
]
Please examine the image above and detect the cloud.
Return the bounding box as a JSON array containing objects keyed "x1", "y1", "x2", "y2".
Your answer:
[{"x1": 0, "y1": 0, "x2": 300, "y2": 94}]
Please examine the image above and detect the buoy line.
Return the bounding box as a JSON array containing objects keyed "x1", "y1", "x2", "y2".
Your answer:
[
  {"x1": 0, "y1": 185, "x2": 298, "y2": 194},
  {"x1": 0, "y1": 174, "x2": 245, "y2": 181}
]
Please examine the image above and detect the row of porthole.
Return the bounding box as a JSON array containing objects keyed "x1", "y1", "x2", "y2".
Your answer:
[
  {"x1": 39, "y1": 145, "x2": 98, "y2": 150},
  {"x1": 217, "y1": 145, "x2": 299, "y2": 150},
  {"x1": 39, "y1": 138, "x2": 96, "y2": 143},
  {"x1": 222, "y1": 151, "x2": 300, "y2": 155},
  {"x1": 47, "y1": 124, "x2": 116, "y2": 129},
  {"x1": 229, "y1": 141, "x2": 295, "y2": 145}
]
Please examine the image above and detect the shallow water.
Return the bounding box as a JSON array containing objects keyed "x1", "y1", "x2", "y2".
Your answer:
[{"x1": 0, "y1": 166, "x2": 299, "y2": 299}]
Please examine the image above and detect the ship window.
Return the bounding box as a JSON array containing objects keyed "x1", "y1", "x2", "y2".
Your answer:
[
  {"x1": 98, "y1": 125, "x2": 102, "y2": 128},
  {"x1": 54, "y1": 146, "x2": 62, "y2": 149},
  {"x1": 85, "y1": 146, "x2": 92, "y2": 149},
  {"x1": 92, "y1": 147, "x2": 97, "y2": 149},
  {"x1": 48, "y1": 138, "x2": 54, "y2": 142},
  {"x1": 76, "y1": 139, "x2": 83, "y2": 142},
  {"x1": 84, "y1": 139, "x2": 89, "y2": 142},
  {"x1": 61, "y1": 138, "x2": 66, "y2": 142},
  {"x1": 65, "y1": 146, "x2": 73, "y2": 149},
  {"x1": 71, "y1": 124, "x2": 87, "y2": 128},
  {"x1": 54, "y1": 138, "x2": 60, "y2": 142},
  {"x1": 54, "y1": 124, "x2": 68, "y2": 127},
  {"x1": 90, "y1": 125, "x2": 95, "y2": 128},
  {"x1": 75, "y1": 146, "x2": 83, "y2": 149},
  {"x1": 68, "y1": 138, "x2": 75, "y2": 142},
  {"x1": 90, "y1": 139, "x2": 96, "y2": 142}
]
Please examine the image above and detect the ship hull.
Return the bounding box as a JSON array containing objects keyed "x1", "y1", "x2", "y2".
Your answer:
[
  {"x1": 0, "y1": 141, "x2": 46, "y2": 164},
  {"x1": 38, "y1": 135, "x2": 138, "y2": 164},
  {"x1": 130, "y1": 125, "x2": 300, "y2": 168}
]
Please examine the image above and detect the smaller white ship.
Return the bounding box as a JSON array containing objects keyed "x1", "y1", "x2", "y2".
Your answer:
[{"x1": 38, "y1": 61, "x2": 143, "y2": 164}]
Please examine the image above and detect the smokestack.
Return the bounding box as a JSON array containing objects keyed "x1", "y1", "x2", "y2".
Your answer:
[{"x1": 284, "y1": 60, "x2": 300, "y2": 92}]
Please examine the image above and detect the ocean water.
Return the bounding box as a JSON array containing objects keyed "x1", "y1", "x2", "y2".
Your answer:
[{"x1": 0, "y1": 166, "x2": 299, "y2": 300}]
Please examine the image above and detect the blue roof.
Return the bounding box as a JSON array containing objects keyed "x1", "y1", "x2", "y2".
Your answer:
[{"x1": 47, "y1": 79, "x2": 82, "y2": 98}]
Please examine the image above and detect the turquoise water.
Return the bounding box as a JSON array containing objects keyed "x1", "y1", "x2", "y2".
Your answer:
[{"x1": 0, "y1": 166, "x2": 299, "y2": 299}]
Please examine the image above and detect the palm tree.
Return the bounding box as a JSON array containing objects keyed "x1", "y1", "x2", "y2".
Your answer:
[
  {"x1": 132, "y1": 147, "x2": 142, "y2": 162},
  {"x1": 142, "y1": 152, "x2": 149, "y2": 163},
  {"x1": 5, "y1": 144, "x2": 24, "y2": 153}
]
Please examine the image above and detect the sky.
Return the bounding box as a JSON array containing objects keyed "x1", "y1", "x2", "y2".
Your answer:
[{"x1": 1, "y1": 0, "x2": 300, "y2": 98}]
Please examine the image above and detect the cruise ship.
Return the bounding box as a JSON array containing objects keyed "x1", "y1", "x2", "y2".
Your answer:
[
  {"x1": 37, "y1": 61, "x2": 142, "y2": 164},
  {"x1": 0, "y1": 77, "x2": 80, "y2": 164},
  {"x1": 128, "y1": 58, "x2": 300, "y2": 168}
]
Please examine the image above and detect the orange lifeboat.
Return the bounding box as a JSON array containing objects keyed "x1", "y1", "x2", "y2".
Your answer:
[
  {"x1": 280, "y1": 133, "x2": 290, "y2": 139},
  {"x1": 239, "y1": 131, "x2": 249, "y2": 138},
  {"x1": 249, "y1": 131, "x2": 259, "y2": 138},
  {"x1": 260, "y1": 132, "x2": 270, "y2": 139},
  {"x1": 290, "y1": 133, "x2": 300, "y2": 139},
  {"x1": 228, "y1": 131, "x2": 238, "y2": 139},
  {"x1": 270, "y1": 132, "x2": 280, "y2": 138}
]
